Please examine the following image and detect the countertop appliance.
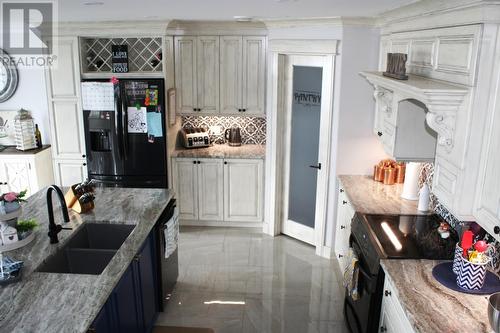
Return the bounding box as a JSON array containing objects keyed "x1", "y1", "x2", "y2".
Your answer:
[
  {"x1": 82, "y1": 79, "x2": 167, "y2": 188},
  {"x1": 344, "y1": 213, "x2": 457, "y2": 333},
  {"x1": 225, "y1": 127, "x2": 242, "y2": 146},
  {"x1": 180, "y1": 127, "x2": 210, "y2": 148},
  {"x1": 155, "y1": 199, "x2": 179, "y2": 311}
]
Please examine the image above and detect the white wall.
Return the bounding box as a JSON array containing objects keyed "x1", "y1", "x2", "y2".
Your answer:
[
  {"x1": 335, "y1": 26, "x2": 388, "y2": 175},
  {"x1": 0, "y1": 42, "x2": 51, "y2": 145}
]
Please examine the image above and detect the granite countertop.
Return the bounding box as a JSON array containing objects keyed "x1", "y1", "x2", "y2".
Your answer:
[
  {"x1": 338, "y1": 175, "x2": 428, "y2": 215},
  {"x1": 0, "y1": 145, "x2": 51, "y2": 155},
  {"x1": 172, "y1": 144, "x2": 265, "y2": 159},
  {"x1": 381, "y1": 260, "x2": 490, "y2": 333},
  {"x1": 0, "y1": 187, "x2": 174, "y2": 333}
]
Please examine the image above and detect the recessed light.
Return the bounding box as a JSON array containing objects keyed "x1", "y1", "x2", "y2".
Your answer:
[
  {"x1": 233, "y1": 16, "x2": 253, "y2": 22},
  {"x1": 83, "y1": 1, "x2": 104, "y2": 6}
]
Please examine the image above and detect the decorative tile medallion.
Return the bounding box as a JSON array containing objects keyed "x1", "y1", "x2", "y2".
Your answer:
[{"x1": 181, "y1": 116, "x2": 266, "y2": 145}]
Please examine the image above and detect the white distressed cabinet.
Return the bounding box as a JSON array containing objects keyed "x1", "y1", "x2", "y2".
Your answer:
[
  {"x1": 223, "y1": 159, "x2": 263, "y2": 222},
  {"x1": 0, "y1": 148, "x2": 54, "y2": 197},
  {"x1": 175, "y1": 36, "x2": 219, "y2": 114},
  {"x1": 379, "y1": 275, "x2": 416, "y2": 333},
  {"x1": 334, "y1": 181, "x2": 355, "y2": 271},
  {"x1": 473, "y1": 31, "x2": 500, "y2": 240},
  {"x1": 45, "y1": 37, "x2": 87, "y2": 186},
  {"x1": 220, "y1": 36, "x2": 266, "y2": 115},
  {"x1": 173, "y1": 158, "x2": 224, "y2": 221},
  {"x1": 173, "y1": 157, "x2": 263, "y2": 224}
]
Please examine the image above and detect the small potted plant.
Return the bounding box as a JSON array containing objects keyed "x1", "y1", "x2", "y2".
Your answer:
[{"x1": 15, "y1": 219, "x2": 38, "y2": 240}]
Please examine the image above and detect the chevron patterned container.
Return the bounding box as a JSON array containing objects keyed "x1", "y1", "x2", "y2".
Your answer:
[
  {"x1": 456, "y1": 256, "x2": 489, "y2": 290},
  {"x1": 453, "y1": 244, "x2": 463, "y2": 275}
]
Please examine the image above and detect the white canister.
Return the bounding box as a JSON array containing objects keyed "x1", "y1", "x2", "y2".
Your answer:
[{"x1": 401, "y1": 162, "x2": 422, "y2": 200}]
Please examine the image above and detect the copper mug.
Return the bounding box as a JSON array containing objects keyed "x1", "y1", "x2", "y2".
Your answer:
[
  {"x1": 374, "y1": 165, "x2": 385, "y2": 182},
  {"x1": 383, "y1": 168, "x2": 396, "y2": 185}
]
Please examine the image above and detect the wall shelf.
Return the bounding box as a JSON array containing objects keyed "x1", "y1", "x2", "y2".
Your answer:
[{"x1": 360, "y1": 71, "x2": 469, "y2": 152}]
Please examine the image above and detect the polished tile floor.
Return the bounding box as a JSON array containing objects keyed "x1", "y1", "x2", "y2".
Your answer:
[{"x1": 155, "y1": 227, "x2": 348, "y2": 333}]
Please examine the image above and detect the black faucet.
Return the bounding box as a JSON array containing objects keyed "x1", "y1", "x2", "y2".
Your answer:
[{"x1": 46, "y1": 185, "x2": 71, "y2": 244}]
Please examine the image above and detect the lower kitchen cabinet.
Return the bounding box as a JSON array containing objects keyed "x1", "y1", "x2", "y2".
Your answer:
[
  {"x1": 379, "y1": 276, "x2": 415, "y2": 333},
  {"x1": 334, "y1": 181, "x2": 355, "y2": 271},
  {"x1": 173, "y1": 157, "x2": 263, "y2": 224},
  {"x1": 173, "y1": 158, "x2": 224, "y2": 221},
  {"x1": 223, "y1": 159, "x2": 263, "y2": 222},
  {"x1": 89, "y1": 232, "x2": 158, "y2": 333}
]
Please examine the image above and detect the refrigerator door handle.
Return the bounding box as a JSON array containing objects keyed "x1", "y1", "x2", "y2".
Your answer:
[
  {"x1": 115, "y1": 88, "x2": 124, "y2": 160},
  {"x1": 121, "y1": 85, "x2": 129, "y2": 160}
]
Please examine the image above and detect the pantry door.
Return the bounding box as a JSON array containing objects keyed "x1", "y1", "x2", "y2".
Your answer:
[{"x1": 281, "y1": 55, "x2": 334, "y2": 246}]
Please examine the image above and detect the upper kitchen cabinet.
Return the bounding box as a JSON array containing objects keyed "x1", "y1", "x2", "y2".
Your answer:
[
  {"x1": 169, "y1": 21, "x2": 267, "y2": 116},
  {"x1": 242, "y1": 37, "x2": 266, "y2": 114},
  {"x1": 474, "y1": 32, "x2": 500, "y2": 241},
  {"x1": 368, "y1": 21, "x2": 500, "y2": 223},
  {"x1": 174, "y1": 36, "x2": 219, "y2": 114},
  {"x1": 220, "y1": 36, "x2": 243, "y2": 114},
  {"x1": 221, "y1": 36, "x2": 266, "y2": 115},
  {"x1": 45, "y1": 37, "x2": 87, "y2": 161}
]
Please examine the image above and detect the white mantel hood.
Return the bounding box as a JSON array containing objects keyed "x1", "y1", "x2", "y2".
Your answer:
[{"x1": 360, "y1": 71, "x2": 469, "y2": 152}]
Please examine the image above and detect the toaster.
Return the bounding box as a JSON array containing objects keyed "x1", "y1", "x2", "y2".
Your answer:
[{"x1": 180, "y1": 127, "x2": 211, "y2": 148}]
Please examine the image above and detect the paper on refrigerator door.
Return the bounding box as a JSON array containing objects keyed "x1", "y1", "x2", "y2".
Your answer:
[
  {"x1": 164, "y1": 207, "x2": 179, "y2": 259},
  {"x1": 127, "y1": 107, "x2": 148, "y2": 133},
  {"x1": 81, "y1": 82, "x2": 115, "y2": 111}
]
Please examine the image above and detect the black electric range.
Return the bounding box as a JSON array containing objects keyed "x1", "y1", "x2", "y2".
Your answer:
[{"x1": 344, "y1": 213, "x2": 457, "y2": 333}]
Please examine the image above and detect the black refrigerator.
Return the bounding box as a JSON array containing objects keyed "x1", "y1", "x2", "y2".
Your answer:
[{"x1": 82, "y1": 79, "x2": 167, "y2": 188}]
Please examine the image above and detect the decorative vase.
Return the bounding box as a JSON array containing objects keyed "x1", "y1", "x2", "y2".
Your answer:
[{"x1": 4, "y1": 201, "x2": 20, "y2": 213}]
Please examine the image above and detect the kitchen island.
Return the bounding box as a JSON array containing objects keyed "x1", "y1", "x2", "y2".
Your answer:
[{"x1": 0, "y1": 187, "x2": 174, "y2": 333}]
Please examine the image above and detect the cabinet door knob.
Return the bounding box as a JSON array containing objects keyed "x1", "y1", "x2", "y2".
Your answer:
[
  {"x1": 224, "y1": 161, "x2": 228, "y2": 165},
  {"x1": 134, "y1": 254, "x2": 141, "y2": 262},
  {"x1": 83, "y1": 163, "x2": 87, "y2": 166},
  {"x1": 377, "y1": 131, "x2": 383, "y2": 137},
  {"x1": 494, "y1": 226, "x2": 500, "y2": 235},
  {"x1": 82, "y1": 154, "x2": 86, "y2": 158},
  {"x1": 380, "y1": 327, "x2": 387, "y2": 332},
  {"x1": 340, "y1": 189, "x2": 344, "y2": 193},
  {"x1": 197, "y1": 161, "x2": 201, "y2": 164},
  {"x1": 342, "y1": 200, "x2": 348, "y2": 205},
  {"x1": 340, "y1": 225, "x2": 345, "y2": 230},
  {"x1": 384, "y1": 290, "x2": 391, "y2": 297},
  {"x1": 193, "y1": 161, "x2": 197, "y2": 164},
  {"x1": 242, "y1": 109, "x2": 246, "y2": 112},
  {"x1": 338, "y1": 254, "x2": 343, "y2": 258}
]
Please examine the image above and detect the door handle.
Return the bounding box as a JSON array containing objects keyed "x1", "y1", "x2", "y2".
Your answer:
[{"x1": 309, "y1": 163, "x2": 321, "y2": 170}]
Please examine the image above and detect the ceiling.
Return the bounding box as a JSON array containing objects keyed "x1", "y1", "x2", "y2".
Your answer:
[{"x1": 59, "y1": 0, "x2": 418, "y2": 22}]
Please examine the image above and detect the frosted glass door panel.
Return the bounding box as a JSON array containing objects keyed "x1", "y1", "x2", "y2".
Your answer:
[{"x1": 288, "y1": 66, "x2": 322, "y2": 228}]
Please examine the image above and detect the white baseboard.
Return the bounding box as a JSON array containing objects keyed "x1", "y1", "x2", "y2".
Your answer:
[
  {"x1": 318, "y1": 245, "x2": 333, "y2": 259},
  {"x1": 180, "y1": 219, "x2": 263, "y2": 228}
]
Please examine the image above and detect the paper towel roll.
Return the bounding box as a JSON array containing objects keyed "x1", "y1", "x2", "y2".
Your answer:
[
  {"x1": 401, "y1": 162, "x2": 422, "y2": 201},
  {"x1": 418, "y1": 183, "x2": 430, "y2": 212}
]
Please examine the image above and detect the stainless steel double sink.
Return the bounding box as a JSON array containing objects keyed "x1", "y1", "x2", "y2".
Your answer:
[{"x1": 36, "y1": 223, "x2": 135, "y2": 275}]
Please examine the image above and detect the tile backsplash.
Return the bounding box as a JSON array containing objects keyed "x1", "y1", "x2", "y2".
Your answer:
[{"x1": 181, "y1": 116, "x2": 266, "y2": 145}]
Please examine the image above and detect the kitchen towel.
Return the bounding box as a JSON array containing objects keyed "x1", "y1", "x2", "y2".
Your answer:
[
  {"x1": 164, "y1": 207, "x2": 179, "y2": 259},
  {"x1": 343, "y1": 248, "x2": 360, "y2": 301}
]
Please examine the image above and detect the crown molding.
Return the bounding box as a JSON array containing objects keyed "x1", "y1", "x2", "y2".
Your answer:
[
  {"x1": 166, "y1": 20, "x2": 268, "y2": 36},
  {"x1": 378, "y1": 0, "x2": 500, "y2": 34},
  {"x1": 263, "y1": 16, "x2": 377, "y2": 29},
  {"x1": 56, "y1": 20, "x2": 171, "y2": 37}
]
